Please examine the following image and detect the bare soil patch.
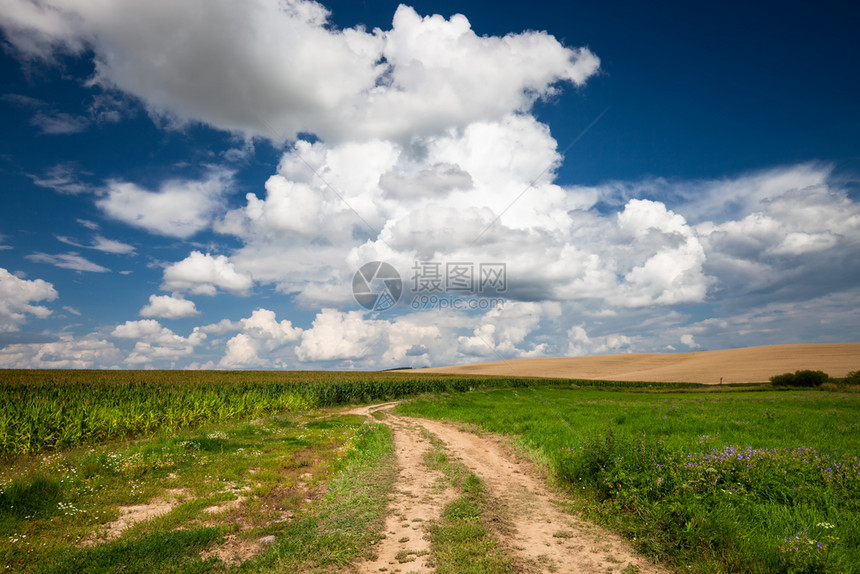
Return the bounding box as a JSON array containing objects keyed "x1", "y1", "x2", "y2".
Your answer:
[
  {"x1": 201, "y1": 494, "x2": 245, "y2": 515},
  {"x1": 411, "y1": 342, "x2": 860, "y2": 384},
  {"x1": 82, "y1": 488, "x2": 188, "y2": 546},
  {"x1": 200, "y1": 533, "x2": 275, "y2": 566}
]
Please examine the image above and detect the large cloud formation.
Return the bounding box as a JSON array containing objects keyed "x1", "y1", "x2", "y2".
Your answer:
[{"x1": 0, "y1": 0, "x2": 598, "y2": 142}]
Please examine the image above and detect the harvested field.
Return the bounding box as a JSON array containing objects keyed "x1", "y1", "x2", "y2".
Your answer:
[{"x1": 411, "y1": 342, "x2": 860, "y2": 384}]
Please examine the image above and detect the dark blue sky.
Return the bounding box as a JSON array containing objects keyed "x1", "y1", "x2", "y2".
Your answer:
[{"x1": 0, "y1": 0, "x2": 857, "y2": 369}]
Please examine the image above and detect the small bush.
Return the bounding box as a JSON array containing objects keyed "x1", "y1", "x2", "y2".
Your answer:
[
  {"x1": 770, "y1": 370, "x2": 829, "y2": 388},
  {"x1": 794, "y1": 370, "x2": 830, "y2": 387},
  {"x1": 770, "y1": 373, "x2": 797, "y2": 386}
]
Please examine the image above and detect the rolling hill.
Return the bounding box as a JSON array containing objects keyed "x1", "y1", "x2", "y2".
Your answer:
[{"x1": 409, "y1": 343, "x2": 860, "y2": 384}]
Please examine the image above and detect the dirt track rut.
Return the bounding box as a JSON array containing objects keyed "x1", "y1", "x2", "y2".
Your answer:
[{"x1": 355, "y1": 412, "x2": 457, "y2": 572}]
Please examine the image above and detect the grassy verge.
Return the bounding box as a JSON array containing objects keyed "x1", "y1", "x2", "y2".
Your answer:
[
  {"x1": 423, "y1": 434, "x2": 515, "y2": 574},
  {"x1": 248, "y1": 420, "x2": 396, "y2": 572},
  {"x1": 0, "y1": 409, "x2": 396, "y2": 573},
  {"x1": 396, "y1": 387, "x2": 860, "y2": 573}
]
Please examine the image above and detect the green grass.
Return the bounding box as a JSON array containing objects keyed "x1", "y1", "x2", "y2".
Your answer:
[
  {"x1": 396, "y1": 386, "x2": 860, "y2": 574},
  {"x1": 430, "y1": 473, "x2": 514, "y2": 574},
  {"x1": 0, "y1": 408, "x2": 393, "y2": 573},
  {"x1": 0, "y1": 369, "x2": 701, "y2": 572},
  {"x1": 39, "y1": 528, "x2": 222, "y2": 574}
]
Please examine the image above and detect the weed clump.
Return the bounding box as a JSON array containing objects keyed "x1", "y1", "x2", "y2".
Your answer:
[
  {"x1": 558, "y1": 427, "x2": 858, "y2": 572},
  {"x1": 0, "y1": 473, "x2": 62, "y2": 520}
]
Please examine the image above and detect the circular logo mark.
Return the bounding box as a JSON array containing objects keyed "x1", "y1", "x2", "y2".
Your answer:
[{"x1": 352, "y1": 261, "x2": 402, "y2": 311}]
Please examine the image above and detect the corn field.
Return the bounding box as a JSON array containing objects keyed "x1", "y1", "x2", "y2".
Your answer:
[{"x1": 0, "y1": 369, "x2": 525, "y2": 457}]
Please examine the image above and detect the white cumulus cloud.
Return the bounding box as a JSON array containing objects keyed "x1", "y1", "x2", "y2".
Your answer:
[
  {"x1": 0, "y1": 333, "x2": 121, "y2": 368},
  {"x1": 567, "y1": 325, "x2": 632, "y2": 357},
  {"x1": 139, "y1": 294, "x2": 199, "y2": 319},
  {"x1": 97, "y1": 168, "x2": 232, "y2": 239},
  {"x1": 694, "y1": 167, "x2": 860, "y2": 304},
  {"x1": 457, "y1": 301, "x2": 561, "y2": 359},
  {"x1": 112, "y1": 319, "x2": 206, "y2": 364},
  {"x1": 295, "y1": 309, "x2": 387, "y2": 363},
  {"x1": 0, "y1": 267, "x2": 58, "y2": 331},
  {"x1": 612, "y1": 199, "x2": 709, "y2": 307},
  {"x1": 292, "y1": 308, "x2": 446, "y2": 367},
  {"x1": 219, "y1": 308, "x2": 302, "y2": 368},
  {"x1": 161, "y1": 251, "x2": 253, "y2": 296}
]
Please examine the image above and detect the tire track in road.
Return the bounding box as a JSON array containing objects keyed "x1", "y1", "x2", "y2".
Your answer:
[{"x1": 349, "y1": 406, "x2": 456, "y2": 573}]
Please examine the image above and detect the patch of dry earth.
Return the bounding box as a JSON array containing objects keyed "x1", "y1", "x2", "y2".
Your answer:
[{"x1": 81, "y1": 488, "x2": 188, "y2": 546}]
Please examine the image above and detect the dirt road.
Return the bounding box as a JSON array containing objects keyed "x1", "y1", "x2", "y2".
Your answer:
[{"x1": 351, "y1": 404, "x2": 669, "y2": 574}]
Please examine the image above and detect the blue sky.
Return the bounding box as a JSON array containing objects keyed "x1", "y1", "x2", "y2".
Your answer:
[{"x1": 0, "y1": 0, "x2": 858, "y2": 369}]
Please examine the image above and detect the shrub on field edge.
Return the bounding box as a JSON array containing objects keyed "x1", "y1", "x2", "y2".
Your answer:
[
  {"x1": 843, "y1": 370, "x2": 860, "y2": 385},
  {"x1": 770, "y1": 370, "x2": 829, "y2": 388}
]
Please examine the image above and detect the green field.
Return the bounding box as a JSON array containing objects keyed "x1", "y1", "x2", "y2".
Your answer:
[
  {"x1": 0, "y1": 369, "x2": 689, "y2": 457},
  {"x1": 397, "y1": 386, "x2": 860, "y2": 573},
  {"x1": 2, "y1": 370, "x2": 858, "y2": 573}
]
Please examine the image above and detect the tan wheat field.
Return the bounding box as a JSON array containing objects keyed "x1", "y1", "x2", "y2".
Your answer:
[{"x1": 411, "y1": 343, "x2": 860, "y2": 384}]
